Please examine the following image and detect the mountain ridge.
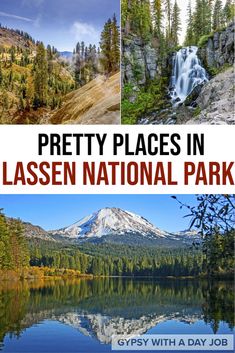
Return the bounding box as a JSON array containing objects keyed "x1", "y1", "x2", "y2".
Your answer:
[
  {"x1": 0, "y1": 27, "x2": 35, "y2": 50},
  {"x1": 12, "y1": 207, "x2": 199, "y2": 247}
]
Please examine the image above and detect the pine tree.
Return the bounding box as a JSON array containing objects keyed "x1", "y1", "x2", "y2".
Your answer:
[
  {"x1": 203, "y1": 0, "x2": 214, "y2": 34},
  {"x1": 2, "y1": 90, "x2": 9, "y2": 111},
  {"x1": 0, "y1": 210, "x2": 12, "y2": 269},
  {"x1": 122, "y1": 0, "x2": 132, "y2": 34},
  {"x1": 74, "y1": 42, "x2": 82, "y2": 86},
  {"x1": 213, "y1": 0, "x2": 224, "y2": 30},
  {"x1": 10, "y1": 219, "x2": 29, "y2": 268},
  {"x1": 81, "y1": 41, "x2": 85, "y2": 59},
  {"x1": 171, "y1": 0, "x2": 181, "y2": 47},
  {"x1": 100, "y1": 19, "x2": 113, "y2": 74},
  {"x1": 33, "y1": 43, "x2": 48, "y2": 108},
  {"x1": 185, "y1": 0, "x2": 194, "y2": 45},
  {"x1": 223, "y1": 0, "x2": 235, "y2": 24},
  {"x1": 47, "y1": 45, "x2": 53, "y2": 60},
  {"x1": 139, "y1": 0, "x2": 152, "y2": 39},
  {"x1": 122, "y1": 0, "x2": 152, "y2": 40},
  {"x1": 9, "y1": 46, "x2": 16, "y2": 63},
  {"x1": 111, "y1": 14, "x2": 120, "y2": 72},
  {"x1": 76, "y1": 42, "x2": 80, "y2": 54},
  {"x1": 153, "y1": 0, "x2": 163, "y2": 39},
  {"x1": 0, "y1": 62, "x2": 3, "y2": 86},
  {"x1": 165, "y1": 0, "x2": 172, "y2": 41},
  {"x1": 192, "y1": 0, "x2": 212, "y2": 43}
]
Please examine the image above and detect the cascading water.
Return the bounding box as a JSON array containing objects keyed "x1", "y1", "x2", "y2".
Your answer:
[{"x1": 169, "y1": 46, "x2": 208, "y2": 106}]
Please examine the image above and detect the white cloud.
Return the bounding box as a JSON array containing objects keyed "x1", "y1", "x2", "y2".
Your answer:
[
  {"x1": 0, "y1": 11, "x2": 33, "y2": 22},
  {"x1": 71, "y1": 21, "x2": 100, "y2": 46}
]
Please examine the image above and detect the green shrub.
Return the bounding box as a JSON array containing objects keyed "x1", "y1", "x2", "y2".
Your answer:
[
  {"x1": 193, "y1": 106, "x2": 201, "y2": 117},
  {"x1": 197, "y1": 33, "x2": 214, "y2": 48},
  {"x1": 207, "y1": 63, "x2": 232, "y2": 77},
  {"x1": 121, "y1": 78, "x2": 168, "y2": 124}
]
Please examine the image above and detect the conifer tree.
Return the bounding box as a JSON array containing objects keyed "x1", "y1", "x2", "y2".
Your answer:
[
  {"x1": 213, "y1": 0, "x2": 224, "y2": 30},
  {"x1": 74, "y1": 42, "x2": 82, "y2": 86},
  {"x1": 165, "y1": 0, "x2": 172, "y2": 40},
  {"x1": 203, "y1": 0, "x2": 213, "y2": 34},
  {"x1": 47, "y1": 45, "x2": 53, "y2": 60},
  {"x1": 223, "y1": 0, "x2": 235, "y2": 24},
  {"x1": 81, "y1": 41, "x2": 85, "y2": 59},
  {"x1": 139, "y1": 0, "x2": 152, "y2": 39},
  {"x1": 0, "y1": 210, "x2": 12, "y2": 269},
  {"x1": 192, "y1": 0, "x2": 212, "y2": 43},
  {"x1": 100, "y1": 18, "x2": 113, "y2": 73},
  {"x1": 14, "y1": 220, "x2": 29, "y2": 268},
  {"x1": 185, "y1": 0, "x2": 194, "y2": 45},
  {"x1": 122, "y1": 0, "x2": 132, "y2": 34},
  {"x1": 33, "y1": 42, "x2": 48, "y2": 108},
  {"x1": 122, "y1": 0, "x2": 152, "y2": 40},
  {"x1": 2, "y1": 90, "x2": 9, "y2": 111},
  {"x1": 0, "y1": 62, "x2": 3, "y2": 86},
  {"x1": 171, "y1": 0, "x2": 181, "y2": 46},
  {"x1": 111, "y1": 14, "x2": 120, "y2": 72},
  {"x1": 153, "y1": 0, "x2": 163, "y2": 39}
]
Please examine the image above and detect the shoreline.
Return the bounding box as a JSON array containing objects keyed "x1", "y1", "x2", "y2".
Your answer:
[{"x1": 0, "y1": 267, "x2": 233, "y2": 282}]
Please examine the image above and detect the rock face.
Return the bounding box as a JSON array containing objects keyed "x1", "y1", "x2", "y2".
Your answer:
[
  {"x1": 184, "y1": 83, "x2": 204, "y2": 107},
  {"x1": 22, "y1": 222, "x2": 56, "y2": 242},
  {"x1": 7, "y1": 217, "x2": 56, "y2": 242},
  {"x1": 186, "y1": 67, "x2": 235, "y2": 125},
  {"x1": 122, "y1": 35, "x2": 158, "y2": 86},
  {"x1": 198, "y1": 22, "x2": 234, "y2": 70},
  {"x1": 50, "y1": 73, "x2": 120, "y2": 124}
]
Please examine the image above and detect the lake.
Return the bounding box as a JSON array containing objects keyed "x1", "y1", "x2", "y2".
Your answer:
[{"x1": 0, "y1": 278, "x2": 234, "y2": 353}]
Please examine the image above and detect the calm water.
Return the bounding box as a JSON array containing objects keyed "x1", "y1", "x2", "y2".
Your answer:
[{"x1": 0, "y1": 278, "x2": 234, "y2": 353}]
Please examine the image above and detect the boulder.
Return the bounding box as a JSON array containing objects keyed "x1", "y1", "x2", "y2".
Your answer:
[
  {"x1": 186, "y1": 68, "x2": 235, "y2": 125},
  {"x1": 184, "y1": 84, "x2": 204, "y2": 106}
]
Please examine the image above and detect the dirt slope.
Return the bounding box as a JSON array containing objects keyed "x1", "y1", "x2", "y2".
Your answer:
[
  {"x1": 0, "y1": 27, "x2": 35, "y2": 50},
  {"x1": 50, "y1": 73, "x2": 120, "y2": 124}
]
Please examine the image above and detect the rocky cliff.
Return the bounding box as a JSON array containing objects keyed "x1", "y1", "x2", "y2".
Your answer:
[
  {"x1": 198, "y1": 22, "x2": 234, "y2": 72},
  {"x1": 122, "y1": 35, "x2": 159, "y2": 86},
  {"x1": 186, "y1": 67, "x2": 234, "y2": 125}
]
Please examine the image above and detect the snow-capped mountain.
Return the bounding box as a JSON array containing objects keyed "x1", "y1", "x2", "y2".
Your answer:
[
  {"x1": 56, "y1": 311, "x2": 202, "y2": 344},
  {"x1": 21, "y1": 309, "x2": 202, "y2": 345},
  {"x1": 52, "y1": 207, "x2": 168, "y2": 239},
  {"x1": 51, "y1": 207, "x2": 199, "y2": 246}
]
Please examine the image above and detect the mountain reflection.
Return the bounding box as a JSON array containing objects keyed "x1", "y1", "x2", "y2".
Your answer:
[{"x1": 0, "y1": 278, "x2": 234, "y2": 347}]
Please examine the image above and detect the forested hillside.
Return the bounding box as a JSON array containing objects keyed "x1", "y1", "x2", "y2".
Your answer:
[
  {"x1": 0, "y1": 15, "x2": 120, "y2": 124},
  {"x1": 0, "y1": 208, "x2": 234, "y2": 279},
  {"x1": 0, "y1": 209, "x2": 206, "y2": 277},
  {"x1": 121, "y1": 0, "x2": 234, "y2": 124},
  {"x1": 0, "y1": 25, "x2": 75, "y2": 123}
]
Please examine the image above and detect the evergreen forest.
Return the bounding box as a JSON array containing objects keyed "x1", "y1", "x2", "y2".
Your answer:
[
  {"x1": 0, "y1": 15, "x2": 120, "y2": 124},
  {"x1": 121, "y1": 0, "x2": 235, "y2": 124}
]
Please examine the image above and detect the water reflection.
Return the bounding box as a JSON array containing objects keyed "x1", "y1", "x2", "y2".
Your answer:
[{"x1": 0, "y1": 278, "x2": 234, "y2": 350}]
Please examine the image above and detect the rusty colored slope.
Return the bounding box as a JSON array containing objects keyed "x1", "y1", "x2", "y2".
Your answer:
[{"x1": 50, "y1": 73, "x2": 120, "y2": 124}]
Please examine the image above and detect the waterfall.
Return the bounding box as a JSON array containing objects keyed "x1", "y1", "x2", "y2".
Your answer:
[{"x1": 169, "y1": 46, "x2": 208, "y2": 105}]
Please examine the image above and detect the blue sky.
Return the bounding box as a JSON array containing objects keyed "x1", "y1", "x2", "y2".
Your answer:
[
  {"x1": 0, "y1": 0, "x2": 120, "y2": 51},
  {"x1": 0, "y1": 195, "x2": 197, "y2": 232}
]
